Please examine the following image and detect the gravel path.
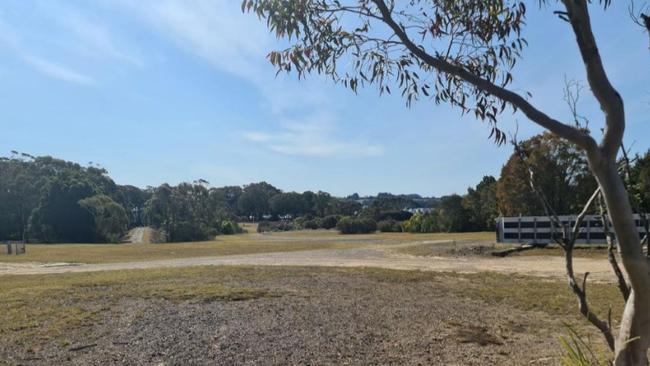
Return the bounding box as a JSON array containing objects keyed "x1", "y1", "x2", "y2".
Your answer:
[
  {"x1": 2, "y1": 268, "x2": 568, "y2": 365},
  {"x1": 0, "y1": 241, "x2": 616, "y2": 281}
]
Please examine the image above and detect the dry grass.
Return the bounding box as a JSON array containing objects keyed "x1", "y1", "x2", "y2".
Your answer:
[
  {"x1": 239, "y1": 222, "x2": 258, "y2": 233},
  {"x1": 392, "y1": 239, "x2": 610, "y2": 259},
  {"x1": 0, "y1": 231, "x2": 495, "y2": 264},
  {"x1": 355, "y1": 268, "x2": 624, "y2": 318},
  {"x1": 0, "y1": 265, "x2": 625, "y2": 352},
  {"x1": 512, "y1": 245, "x2": 610, "y2": 259},
  {"x1": 0, "y1": 234, "x2": 357, "y2": 264},
  {"x1": 391, "y1": 241, "x2": 509, "y2": 257},
  {"x1": 0, "y1": 266, "x2": 275, "y2": 347}
]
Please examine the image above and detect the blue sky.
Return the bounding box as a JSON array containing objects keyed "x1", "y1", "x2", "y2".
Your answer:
[{"x1": 0, "y1": 1, "x2": 648, "y2": 197}]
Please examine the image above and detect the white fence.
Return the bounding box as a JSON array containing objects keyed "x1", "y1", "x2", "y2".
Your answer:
[
  {"x1": 2, "y1": 241, "x2": 26, "y2": 255},
  {"x1": 495, "y1": 214, "x2": 649, "y2": 245}
]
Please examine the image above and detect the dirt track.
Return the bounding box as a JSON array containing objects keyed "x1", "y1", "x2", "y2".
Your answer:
[
  {"x1": 0, "y1": 240, "x2": 617, "y2": 281},
  {"x1": 124, "y1": 227, "x2": 157, "y2": 244}
]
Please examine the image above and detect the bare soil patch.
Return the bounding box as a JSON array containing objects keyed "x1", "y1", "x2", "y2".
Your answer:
[{"x1": 0, "y1": 266, "x2": 618, "y2": 365}]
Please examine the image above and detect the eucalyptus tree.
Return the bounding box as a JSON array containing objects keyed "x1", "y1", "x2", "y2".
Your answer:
[
  {"x1": 243, "y1": 0, "x2": 650, "y2": 363},
  {"x1": 463, "y1": 175, "x2": 498, "y2": 230},
  {"x1": 496, "y1": 132, "x2": 596, "y2": 216}
]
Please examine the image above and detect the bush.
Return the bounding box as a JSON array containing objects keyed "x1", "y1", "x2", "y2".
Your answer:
[
  {"x1": 337, "y1": 216, "x2": 377, "y2": 234},
  {"x1": 377, "y1": 219, "x2": 402, "y2": 232},
  {"x1": 257, "y1": 220, "x2": 295, "y2": 233},
  {"x1": 292, "y1": 215, "x2": 312, "y2": 229},
  {"x1": 303, "y1": 219, "x2": 320, "y2": 230},
  {"x1": 319, "y1": 215, "x2": 339, "y2": 229},
  {"x1": 401, "y1": 212, "x2": 440, "y2": 233},
  {"x1": 168, "y1": 221, "x2": 214, "y2": 242},
  {"x1": 219, "y1": 220, "x2": 243, "y2": 235},
  {"x1": 376, "y1": 210, "x2": 413, "y2": 222}
]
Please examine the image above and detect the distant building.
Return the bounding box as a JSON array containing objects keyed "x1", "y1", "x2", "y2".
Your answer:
[{"x1": 405, "y1": 207, "x2": 434, "y2": 214}]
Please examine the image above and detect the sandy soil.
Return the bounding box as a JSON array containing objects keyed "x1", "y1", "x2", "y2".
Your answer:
[
  {"x1": 124, "y1": 227, "x2": 159, "y2": 244},
  {"x1": 0, "y1": 240, "x2": 617, "y2": 282}
]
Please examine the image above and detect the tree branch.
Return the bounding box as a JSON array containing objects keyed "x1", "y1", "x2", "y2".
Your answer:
[
  {"x1": 514, "y1": 139, "x2": 615, "y2": 350},
  {"x1": 372, "y1": 0, "x2": 599, "y2": 155},
  {"x1": 571, "y1": 187, "x2": 601, "y2": 243},
  {"x1": 562, "y1": 0, "x2": 625, "y2": 159},
  {"x1": 599, "y1": 193, "x2": 631, "y2": 300}
]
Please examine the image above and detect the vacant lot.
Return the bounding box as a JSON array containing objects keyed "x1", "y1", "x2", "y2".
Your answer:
[
  {"x1": 0, "y1": 231, "x2": 494, "y2": 264},
  {"x1": 0, "y1": 265, "x2": 621, "y2": 365},
  {"x1": 0, "y1": 230, "x2": 622, "y2": 365}
]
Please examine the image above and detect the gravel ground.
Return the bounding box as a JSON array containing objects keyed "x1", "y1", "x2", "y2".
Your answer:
[{"x1": 3, "y1": 268, "x2": 567, "y2": 366}]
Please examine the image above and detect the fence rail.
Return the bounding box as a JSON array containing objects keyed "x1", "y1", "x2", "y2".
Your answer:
[
  {"x1": 495, "y1": 214, "x2": 649, "y2": 245},
  {"x1": 2, "y1": 241, "x2": 26, "y2": 255}
]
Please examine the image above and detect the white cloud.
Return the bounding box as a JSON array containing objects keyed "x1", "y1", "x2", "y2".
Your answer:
[
  {"x1": 0, "y1": 6, "x2": 139, "y2": 86},
  {"x1": 117, "y1": 0, "x2": 335, "y2": 113},
  {"x1": 119, "y1": 0, "x2": 268, "y2": 80},
  {"x1": 116, "y1": 0, "x2": 381, "y2": 158},
  {"x1": 24, "y1": 56, "x2": 95, "y2": 86},
  {"x1": 243, "y1": 114, "x2": 384, "y2": 158},
  {"x1": 242, "y1": 132, "x2": 272, "y2": 142},
  {"x1": 60, "y1": 12, "x2": 144, "y2": 67}
]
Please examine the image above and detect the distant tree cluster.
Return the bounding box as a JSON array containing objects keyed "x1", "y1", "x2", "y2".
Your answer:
[
  {"x1": 143, "y1": 182, "x2": 243, "y2": 242},
  {"x1": 401, "y1": 179, "x2": 497, "y2": 234},
  {"x1": 0, "y1": 153, "x2": 142, "y2": 243},
  {"x1": 0, "y1": 154, "x2": 364, "y2": 242},
  {"x1": 400, "y1": 134, "x2": 650, "y2": 234},
  {"x1": 6, "y1": 144, "x2": 650, "y2": 240},
  {"x1": 496, "y1": 132, "x2": 597, "y2": 216}
]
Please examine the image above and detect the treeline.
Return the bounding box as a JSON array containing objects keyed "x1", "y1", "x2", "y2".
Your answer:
[
  {"x1": 398, "y1": 132, "x2": 650, "y2": 235},
  {"x1": 255, "y1": 178, "x2": 497, "y2": 235},
  {"x1": 0, "y1": 153, "x2": 147, "y2": 243},
  {"x1": 3, "y1": 134, "x2": 649, "y2": 240},
  {"x1": 0, "y1": 153, "x2": 365, "y2": 242}
]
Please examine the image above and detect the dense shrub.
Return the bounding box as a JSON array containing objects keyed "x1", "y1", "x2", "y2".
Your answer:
[
  {"x1": 257, "y1": 220, "x2": 296, "y2": 233},
  {"x1": 292, "y1": 215, "x2": 313, "y2": 229},
  {"x1": 319, "y1": 215, "x2": 339, "y2": 229},
  {"x1": 401, "y1": 212, "x2": 439, "y2": 233},
  {"x1": 168, "y1": 221, "x2": 214, "y2": 242},
  {"x1": 376, "y1": 210, "x2": 413, "y2": 222},
  {"x1": 219, "y1": 220, "x2": 243, "y2": 235},
  {"x1": 303, "y1": 219, "x2": 320, "y2": 230},
  {"x1": 377, "y1": 219, "x2": 402, "y2": 233},
  {"x1": 337, "y1": 216, "x2": 377, "y2": 234}
]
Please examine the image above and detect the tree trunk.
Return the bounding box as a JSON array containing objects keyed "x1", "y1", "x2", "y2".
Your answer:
[{"x1": 589, "y1": 154, "x2": 650, "y2": 365}]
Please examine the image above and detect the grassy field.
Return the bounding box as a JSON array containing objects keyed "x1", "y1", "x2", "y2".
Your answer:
[
  {"x1": 0, "y1": 230, "x2": 495, "y2": 264},
  {"x1": 0, "y1": 265, "x2": 623, "y2": 354}
]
